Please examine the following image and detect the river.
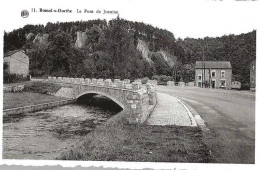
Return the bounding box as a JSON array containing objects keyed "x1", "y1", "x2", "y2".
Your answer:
[{"x1": 3, "y1": 95, "x2": 122, "y2": 160}]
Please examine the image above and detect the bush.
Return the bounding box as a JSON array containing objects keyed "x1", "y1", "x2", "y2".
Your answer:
[
  {"x1": 24, "y1": 82, "x2": 62, "y2": 94},
  {"x1": 141, "y1": 77, "x2": 149, "y2": 84},
  {"x1": 30, "y1": 69, "x2": 46, "y2": 77},
  {"x1": 152, "y1": 75, "x2": 173, "y2": 83},
  {"x1": 4, "y1": 73, "x2": 29, "y2": 83},
  {"x1": 240, "y1": 83, "x2": 250, "y2": 90}
]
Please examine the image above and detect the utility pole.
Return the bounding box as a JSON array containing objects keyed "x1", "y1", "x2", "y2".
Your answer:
[
  {"x1": 209, "y1": 68, "x2": 211, "y2": 88},
  {"x1": 202, "y1": 45, "x2": 205, "y2": 88}
]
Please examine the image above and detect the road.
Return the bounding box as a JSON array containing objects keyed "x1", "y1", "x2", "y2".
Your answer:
[{"x1": 157, "y1": 86, "x2": 255, "y2": 164}]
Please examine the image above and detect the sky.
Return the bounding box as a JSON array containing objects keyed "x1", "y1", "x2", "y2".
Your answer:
[{"x1": 1, "y1": 0, "x2": 259, "y2": 39}]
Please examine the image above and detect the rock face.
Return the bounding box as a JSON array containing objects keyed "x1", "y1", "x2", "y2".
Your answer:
[
  {"x1": 136, "y1": 39, "x2": 152, "y2": 64},
  {"x1": 33, "y1": 33, "x2": 49, "y2": 45},
  {"x1": 159, "y1": 50, "x2": 176, "y2": 67},
  {"x1": 26, "y1": 33, "x2": 35, "y2": 41},
  {"x1": 75, "y1": 31, "x2": 88, "y2": 48},
  {"x1": 136, "y1": 39, "x2": 177, "y2": 67}
]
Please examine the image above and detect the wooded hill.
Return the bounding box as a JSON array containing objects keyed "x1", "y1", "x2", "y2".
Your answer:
[
  {"x1": 4, "y1": 17, "x2": 256, "y2": 84},
  {"x1": 178, "y1": 31, "x2": 256, "y2": 84}
]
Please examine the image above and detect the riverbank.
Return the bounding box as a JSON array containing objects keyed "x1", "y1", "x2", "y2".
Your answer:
[
  {"x1": 3, "y1": 99, "x2": 119, "y2": 160},
  {"x1": 3, "y1": 81, "x2": 212, "y2": 162},
  {"x1": 60, "y1": 109, "x2": 213, "y2": 162},
  {"x1": 3, "y1": 92, "x2": 67, "y2": 110}
]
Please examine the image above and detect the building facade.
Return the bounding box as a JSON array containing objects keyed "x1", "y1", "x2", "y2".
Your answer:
[
  {"x1": 4, "y1": 50, "x2": 29, "y2": 77},
  {"x1": 195, "y1": 61, "x2": 232, "y2": 90},
  {"x1": 250, "y1": 60, "x2": 256, "y2": 91}
]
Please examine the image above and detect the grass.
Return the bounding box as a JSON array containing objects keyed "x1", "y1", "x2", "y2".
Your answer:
[
  {"x1": 24, "y1": 81, "x2": 62, "y2": 94},
  {"x1": 3, "y1": 81, "x2": 67, "y2": 109},
  {"x1": 59, "y1": 110, "x2": 213, "y2": 162},
  {"x1": 3, "y1": 92, "x2": 67, "y2": 110}
]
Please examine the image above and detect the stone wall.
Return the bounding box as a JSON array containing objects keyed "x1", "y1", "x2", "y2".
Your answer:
[
  {"x1": 179, "y1": 82, "x2": 185, "y2": 87},
  {"x1": 147, "y1": 80, "x2": 158, "y2": 86},
  {"x1": 54, "y1": 87, "x2": 74, "y2": 98},
  {"x1": 46, "y1": 77, "x2": 157, "y2": 124},
  {"x1": 167, "y1": 81, "x2": 175, "y2": 86},
  {"x1": 187, "y1": 82, "x2": 195, "y2": 86}
]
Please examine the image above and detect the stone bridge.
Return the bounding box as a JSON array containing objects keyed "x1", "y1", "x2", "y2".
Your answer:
[{"x1": 45, "y1": 77, "x2": 157, "y2": 124}]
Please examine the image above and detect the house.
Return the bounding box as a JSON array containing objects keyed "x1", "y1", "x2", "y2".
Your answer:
[
  {"x1": 195, "y1": 61, "x2": 232, "y2": 90},
  {"x1": 250, "y1": 60, "x2": 256, "y2": 91},
  {"x1": 4, "y1": 49, "x2": 29, "y2": 77}
]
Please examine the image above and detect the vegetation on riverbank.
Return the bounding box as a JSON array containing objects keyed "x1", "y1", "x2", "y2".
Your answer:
[
  {"x1": 3, "y1": 92, "x2": 66, "y2": 110},
  {"x1": 59, "y1": 110, "x2": 213, "y2": 162},
  {"x1": 3, "y1": 81, "x2": 65, "y2": 109},
  {"x1": 24, "y1": 81, "x2": 62, "y2": 94}
]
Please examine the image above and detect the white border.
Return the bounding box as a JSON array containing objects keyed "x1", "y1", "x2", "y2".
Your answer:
[{"x1": 1, "y1": 0, "x2": 259, "y2": 169}]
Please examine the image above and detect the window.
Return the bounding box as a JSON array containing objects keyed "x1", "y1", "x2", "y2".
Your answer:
[
  {"x1": 211, "y1": 70, "x2": 216, "y2": 77},
  {"x1": 221, "y1": 70, "x2": 225, "y2": 79},
  {"x1": 252, "y1": 65, "x2": 255, "y2": 71},
  {"x1": 252, "y1": 77, "x2": 254, "y2": 83},
  {"x1": 220, "y1": 80, "x2": 226, "y2": 87},
  {"x1": 198, "y1": 74, "x2": 202, "y2": 80}
]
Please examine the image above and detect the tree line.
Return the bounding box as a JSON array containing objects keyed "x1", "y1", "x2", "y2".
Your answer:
[{"x1": 4, "y1": 17, "x2": 256, "y2": 84}]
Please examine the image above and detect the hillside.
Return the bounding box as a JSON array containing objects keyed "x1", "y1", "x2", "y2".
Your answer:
[
  {"x1": 178, "y1": 31, "x2": 256, "y2": 84},
  {"x1": 3, "y1": 18, "x2": 256, "y2": 84},
  {"x1": 4, "y1": 17, "x2": 179, "y2": 80}
]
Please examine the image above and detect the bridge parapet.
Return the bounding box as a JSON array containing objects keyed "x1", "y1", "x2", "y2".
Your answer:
[{"x1": 45, "y1": 77, "x2": 157, "y2": 124}]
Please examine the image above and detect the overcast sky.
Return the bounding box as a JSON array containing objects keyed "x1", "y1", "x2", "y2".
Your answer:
[{"x1": 1, "y1": 0, "x2": 259, "y2": 39}]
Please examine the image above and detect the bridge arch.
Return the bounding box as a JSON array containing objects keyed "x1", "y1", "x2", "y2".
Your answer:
[{"x1": 75, "y1": 90, "x2": 125, "y2": 109}]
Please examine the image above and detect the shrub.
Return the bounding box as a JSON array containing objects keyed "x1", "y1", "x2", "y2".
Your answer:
[
  {"x1": 141, "y1": 77, "x2": 149, "y2": 84},
  {"x1": 152, "y1": 75, "x2": 173, "y2": 83},
  {"x1": 240, "y1": 83, "x2": 250, "y2": 90},
  {"x1": 30, "y1": 69, "x2": 46, "y2": 77},
  {"x1": 4, "y1": 73, "x2": 29, "y2": 83}
]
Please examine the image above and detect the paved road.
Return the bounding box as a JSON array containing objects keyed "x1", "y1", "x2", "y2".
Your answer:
[{"x1": 157, "y1": 86, "x2": 255, "y2": 164}]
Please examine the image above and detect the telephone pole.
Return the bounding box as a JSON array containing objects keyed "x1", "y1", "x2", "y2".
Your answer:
[{"x1": 202, "y1": 46, "x2": 205, "y2": 88}]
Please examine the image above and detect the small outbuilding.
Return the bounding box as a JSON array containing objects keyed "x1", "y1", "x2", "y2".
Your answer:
[
  {"x1": 4, "y1": 49, "x2": 29, "y2": 77},
  {"x1": 231, "y1": 81, "x2": 241, "y2": 90}
]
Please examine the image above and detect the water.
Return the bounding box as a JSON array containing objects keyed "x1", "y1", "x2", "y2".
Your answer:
[{"x1": 3, "y1": 95, "x2": 122, "y2": 160}]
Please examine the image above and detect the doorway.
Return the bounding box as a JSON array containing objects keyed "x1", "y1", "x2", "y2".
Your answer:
[{"x1": 211, "y1": 80, "x2": 215, "y2": 88}]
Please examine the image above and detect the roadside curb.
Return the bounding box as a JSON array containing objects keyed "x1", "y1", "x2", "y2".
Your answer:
[
  {"x1": 176, "y1": 98, "x2": 197, "y2": 127},
  {"x1": 177, "y1": 98, "x2": 209, "y2": 131}
]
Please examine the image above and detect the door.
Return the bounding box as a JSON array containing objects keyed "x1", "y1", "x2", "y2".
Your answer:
[{"x1": 211, "y1": 81, "x2": 215, "y2": 88}]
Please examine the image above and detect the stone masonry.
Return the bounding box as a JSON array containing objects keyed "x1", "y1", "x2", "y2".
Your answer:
[{"x1": 46, "y1": 77, "x2": 157, "y2": 124}]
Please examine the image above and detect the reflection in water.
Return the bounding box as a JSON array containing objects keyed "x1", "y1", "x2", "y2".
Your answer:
[{"x1": 3, "y1": 95, "x2": 122, "y2": 160}]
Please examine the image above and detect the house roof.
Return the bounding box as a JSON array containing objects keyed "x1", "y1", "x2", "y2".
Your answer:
[
  {"x1": 4, "y1": 49, "x2": 24, "y2": 58},
  {"x1": 195, "y1": 61, "x2": 232, "y2": 69}
]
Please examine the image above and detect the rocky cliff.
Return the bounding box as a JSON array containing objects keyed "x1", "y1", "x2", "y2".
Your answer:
[
  {"x1": 26, "y1": 33, "x2": 35, "y2": 41},
  {"x1": 75, "y1": 31, "x2": 88, "y2": 48},
  {"x1": 33, "y1": 33, "x2": 49, "y2": 45},
  {"x1": 137, "y1": 39, "x2": 176, "y2": 67},
  {"x1": 136, "y1": 39, "x2": 152, "y2": 64}
]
